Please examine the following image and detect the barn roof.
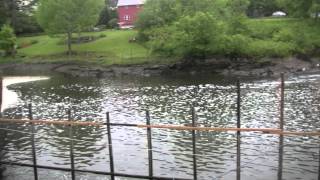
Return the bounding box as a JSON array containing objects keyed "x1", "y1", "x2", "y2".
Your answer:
[{"x1": 117, "y1": 0, "x2": 145, "y2": 6}]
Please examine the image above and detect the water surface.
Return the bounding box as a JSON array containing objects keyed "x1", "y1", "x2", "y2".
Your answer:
[{"x1": 0, "y1": 74, "x2": 319, "y2": 180}]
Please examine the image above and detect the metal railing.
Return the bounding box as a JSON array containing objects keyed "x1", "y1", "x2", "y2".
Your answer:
[{"x1": 0, "y1": 74, "x2": 319, "y2": 180}]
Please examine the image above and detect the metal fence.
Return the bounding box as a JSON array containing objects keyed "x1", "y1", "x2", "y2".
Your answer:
[{"x1": 0, "y1": 74, "x2": 319, "y2": 180}]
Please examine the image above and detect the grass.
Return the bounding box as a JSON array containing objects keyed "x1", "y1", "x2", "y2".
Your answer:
[
  {"x1": 6, "y1": 30, "x2": 177, "y2": 66},
  {"x1": 1, "y1": 18, "x2": 319, "y2": 66},
  {"x1": 243, "y1": 18, "x2": 320, "y2": 57}
]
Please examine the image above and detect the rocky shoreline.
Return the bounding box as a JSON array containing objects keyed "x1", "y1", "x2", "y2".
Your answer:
[{"x1": 0, "y1": 56, "x2": 319, "y2": 78}]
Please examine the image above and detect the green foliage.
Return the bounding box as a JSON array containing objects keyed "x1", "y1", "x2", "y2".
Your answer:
[
  {"x1": 0, "y1": 0, "x2": 42, "y2": 34},
  {"x1": 246, "y1": 40, "x2": 296, "y2": 57},
  {"x1": 37, "y1": 0, "x2": 103, "y2": 34},
  {"x1": 97, "y1": 2, "x2": 118, "y2": 28},
  {"x1": 146, "y1": 12, "x2": 226, "y2": 58},
  {"x1": 37, "y1": 0, "x2": 104, "y2": 53},
  {"x1": 247, "y1": 0, "x2": 279, "y2": 17},
  {"x1": 108, "y1": 18, "x2": 119, "y2": 29},
  {"x1": 0, "y1": 25, "x2": 17, "y2": 56},
  {"x1": 219, "y1": 34, "x2": 252, "y2": 57},
  {"x1": 277, "y1": 0, "x2": 320, "y2": 18},
  {"x1": 171, "y1": 12, "x2": 224, "y2": 58}
]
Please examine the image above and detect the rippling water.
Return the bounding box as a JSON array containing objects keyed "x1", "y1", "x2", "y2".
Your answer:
[{"x1": 0, "y1": 74, "x2": 319, "y2": 180}]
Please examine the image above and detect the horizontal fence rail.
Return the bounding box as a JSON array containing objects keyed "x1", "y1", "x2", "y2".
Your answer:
[{"x1": 0, "y1": 119, "x2": 319, "y2": 136}]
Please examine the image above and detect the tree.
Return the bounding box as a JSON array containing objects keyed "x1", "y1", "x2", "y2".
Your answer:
[
  {"x1": 37, "y1": 0, "x2": 103, "y2": 54},
  {"x1": 277, "y1": 0, "x2": 320, "y2": 18},
  {"x1": 0, "y1": 0, "x2": 41, "y2": 34},
  {"x1": 97, "y1": 1, "x2": 118, "y2": 28},
  {"x1": 247, "y1": 0, "x2": 279, "y2": 17},
  {"x1": 0, "y1": 25, "x2": 17, "y2": 56}
]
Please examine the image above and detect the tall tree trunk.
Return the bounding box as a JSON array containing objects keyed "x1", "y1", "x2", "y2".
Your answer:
[
  {"x1": 67, "y1": 31, "x2": 72, "y2": 55},
  {"x1": 9, "y1": 0, "x2": 17, "y2": 30}
]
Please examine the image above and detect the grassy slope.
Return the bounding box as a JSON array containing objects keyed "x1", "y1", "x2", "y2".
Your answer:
[
  {"x1": 245, "y1": 18, "x2": 320, "y2": 57},
  {"x1": 14, "y1": 30, "x2": 174, "y2": 65},
  {"x1": 1, "y1": 18, "x2": 319, "y2": 66}
]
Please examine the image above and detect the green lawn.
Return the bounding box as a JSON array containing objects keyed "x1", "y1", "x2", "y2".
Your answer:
[
  {"x1": 11, "y1": 30, "x2": 174, "y2": 65},
  {"x1": 1, "y1": 18, "x2": 319, "y2": 66}
]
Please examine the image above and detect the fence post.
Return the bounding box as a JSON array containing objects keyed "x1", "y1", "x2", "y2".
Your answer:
[
  {"x1": 191, "y1": 106, "x2": 197, "y2": 180},
  {"x1": 146, "y1": 110, "x2": 153, "y2": 179},
  {"x1": 278, "y1": 73, "x2": 285, "y2": 180},
  {"x1": 318, "y1": 142, "x2": 320, "y2": 180},
  {"x1": 106, "y1": 112, "x2": 115, "y2": 180},
  {"x1": 236, "y1": 80, "x2": 241, "y2": 180},
  {"x1": 67, "y1": 109, "x2": 75, "y2": 180},
  {"x1": 28, "y1": 104, "x2": 38, "y2": 180},
  {"x1": 0, "y1": 77, "x2": 2, "y2": 116}
]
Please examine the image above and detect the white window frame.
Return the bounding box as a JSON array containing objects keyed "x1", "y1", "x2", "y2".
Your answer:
[{"x1": 124, "y1": 15, "x2": 130, "y2": 21}]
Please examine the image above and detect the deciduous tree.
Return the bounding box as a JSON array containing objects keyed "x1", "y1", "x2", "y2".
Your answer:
[
  {"x1": 37, "y1": 0, "x2": 103, "y2": 54},
  {"x1": 0, "y1": 25, "x2": 17, "y2": 56}
]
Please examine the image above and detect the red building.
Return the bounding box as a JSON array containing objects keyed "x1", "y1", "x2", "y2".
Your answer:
[{"x1": 117, "y1": 0, "x2": 144, "y2": 29}]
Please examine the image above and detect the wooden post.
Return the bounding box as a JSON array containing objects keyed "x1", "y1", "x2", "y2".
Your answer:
[
  {"x1": 28, "y1": 104, "x2": 38, "y2": 180},
  {"x1": 278, "y1": 73, "x2": 285, "y2": 180},
  {"x1": 106, "y1": 112, "x2": 115, "y2": 180},
  {"x1": 192, "y1": 107, "x2": 197, "y2": 180},
  {"x1": 236, "y1": 80, "x2": 241, "y2": 180},
  {"x1": 146, "y1": 110, "x2": 153, "y2": 179},
  {"x1": 67, "y1": 109, "x2": 75, "y2": 180}
]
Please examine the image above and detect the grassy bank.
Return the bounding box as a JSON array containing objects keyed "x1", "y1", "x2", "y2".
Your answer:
[
  {"x1": 5, "y1": 30, "x2": 176, "y2": 66},
  {"x1": 1, "y1": 18, "x2": 319, "y2": 66}
]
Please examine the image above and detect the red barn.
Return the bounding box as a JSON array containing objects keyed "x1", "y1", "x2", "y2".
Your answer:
[{"x1": 117, "y1": 0, "x2": 145, "y2": 29}]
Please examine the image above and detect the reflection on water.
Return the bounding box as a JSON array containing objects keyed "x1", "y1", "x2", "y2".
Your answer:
[
  {"x1": 1, "y1": 76, "x2": 50, "y2": 112},
  {"x1": 0, "y1": 74, "x2": 319, "y2": 180}
]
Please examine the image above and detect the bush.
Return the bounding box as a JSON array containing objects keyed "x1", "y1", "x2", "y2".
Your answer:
[
  {"x1": 108, "y1": 18, "x2": 118, "y2": 29},
  {"x1": 148, "y1": 12, "x2": 225, "y2": 58},
  {"x1": 99, "y1": 34, "x2": 107, "y2": 38},
  {"x1": 246, "y1": 40, "x2": 296, "y2": 57},
  {"x1": 0, "y1": 25, "x2": 17, "y2": 56},
  {"x1": 219, "y1": 34, "x2": 252, "y2": 58}
]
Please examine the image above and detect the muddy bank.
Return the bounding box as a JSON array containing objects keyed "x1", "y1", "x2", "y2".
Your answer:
[{"x1": 0, "y1": 57, "x2": 319, "y2": 78}]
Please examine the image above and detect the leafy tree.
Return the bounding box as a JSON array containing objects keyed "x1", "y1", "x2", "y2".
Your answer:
[
  {"x1": 148, "y1": 12, "x2": 225, "y2": 58},
  {"x1": 277, "y1": 0, "x2": 320, "y2": 18},
  {"x1": 97, "y1": 1, "x2": 118, "y2": 28},
  {"x1": 37, "y1": 0, "x2": 104, "y2": 54},
  {"x1": 0, "y1": 0, "x2": 38, "y2": 30},
  {"x1": 0, "y1": 25, "x2": 17, "y2": 56},
  {"x1": 247, "y1": 0, "x2": 279, "y2": 17}
]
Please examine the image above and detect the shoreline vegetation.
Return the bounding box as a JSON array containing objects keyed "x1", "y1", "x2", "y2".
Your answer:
[{"x1": 0, "y1": 18, "x2": 320, "y2": 78}]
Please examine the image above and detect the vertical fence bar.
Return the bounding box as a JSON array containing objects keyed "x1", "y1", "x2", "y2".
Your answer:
[
  {"x1": 236, "y1": 80, "x2": 241, "y2": 180},
  {"x1": 0, "y1": 77, "x2": 2, "y2": 117},
  {"x1": 67, "y1": 109, "x2": 75, "y2": 180},
  {"x1": 278, "y1": 73, "x2": 285, "y2": 180},
  {"x1": 318, "y1": 142, "x2": 320, "y2": 180},
  {"x1": 191, "y1": 107, "x2": 197, "y2": 180},
  {"x1": 28, "y1": 104, "x2": 38, "y2": 180},
  {"x1": 146, "y1": 110, "x2": 153, "y2": 179},
  {"x1": 106, "y1": 112, "x2": 115, "y2": 180}
]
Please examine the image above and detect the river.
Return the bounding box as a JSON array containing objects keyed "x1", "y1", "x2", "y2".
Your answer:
[{"x1": 0, "y1": 73, "x2": 319, "y2": 180}]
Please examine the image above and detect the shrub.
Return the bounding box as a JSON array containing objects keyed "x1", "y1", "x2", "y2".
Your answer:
[
  {"x1": 99, "y1": 34, "x2": 107, "y2": 38},
  {"x1": 219, "y1": 34, "x2": 252, "y2": 58},
  {"x1": 246, "y1": 39, "x2": 296, "y2": 57},
  {"x1": 272, "y1": 28, "x2": 295, "y2": 42},
  {"x1": 108, "y1": 18, "x2": 118, "y2": 29},
  {"x1": 0, "y1": 25, "x2": 17, "y2": 56}
]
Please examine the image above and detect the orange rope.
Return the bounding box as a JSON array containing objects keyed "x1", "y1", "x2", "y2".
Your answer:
[{"x1": 0, "y1": 118, "x2": 319, "y2": 136}]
